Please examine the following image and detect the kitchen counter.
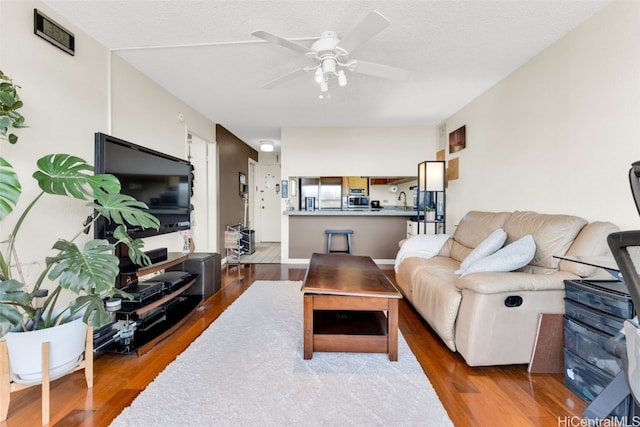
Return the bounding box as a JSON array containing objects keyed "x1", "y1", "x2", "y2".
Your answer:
[
  {"x1": 287, "y1": 208, "x2": 417, "y2": 260},
  {"x1": 284, "y1": 208, "x2": 418, "y2": 217}
]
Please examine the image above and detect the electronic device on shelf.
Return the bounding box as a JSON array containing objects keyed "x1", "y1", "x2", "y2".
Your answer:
[
  {"x1": 152, "y1": 271, "x2": 195, "y2": 292},
  {"x1": 93, "y1": 322, "x2": 119, "y2": 352},
  {"x1": 122, "y1": 280, "x2": 166, "y2": 304},
  {"x1": 137, "y1": 306, "x2": 167, "y2": 332}
]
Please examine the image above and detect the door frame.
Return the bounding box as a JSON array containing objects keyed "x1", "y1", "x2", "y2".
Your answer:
[{"x1": 249, "y1": 158, "x2": 258, "y2": 240}]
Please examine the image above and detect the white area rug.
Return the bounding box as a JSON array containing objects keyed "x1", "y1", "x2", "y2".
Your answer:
[{"x1": 110, "y1": 281, "x2": 453, "y2": 427}]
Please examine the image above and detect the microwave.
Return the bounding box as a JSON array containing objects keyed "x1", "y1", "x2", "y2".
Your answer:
[
  {"x1": 350, "y1": 188, "x2": 366, "y2": 195},
  {"x1": 348, "y1": 196, "x2": 369, "y2": 207}
]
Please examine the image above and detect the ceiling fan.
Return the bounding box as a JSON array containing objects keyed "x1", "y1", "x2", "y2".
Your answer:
[{"x1": 251, "y1": 11, "x2": 409, "y2": 92}]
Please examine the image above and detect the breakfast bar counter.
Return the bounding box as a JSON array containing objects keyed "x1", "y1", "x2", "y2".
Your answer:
[
  {"x1": 285, "y1": 208, "x2": 416, "y2": 217},
  {"x1": 285, "y1": 208, "x2": 417, "y2": 259}
]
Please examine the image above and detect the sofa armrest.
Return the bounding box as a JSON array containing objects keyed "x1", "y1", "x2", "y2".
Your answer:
[{"x1": 456, "y1": 270, "x2": 579, "y2": 295}]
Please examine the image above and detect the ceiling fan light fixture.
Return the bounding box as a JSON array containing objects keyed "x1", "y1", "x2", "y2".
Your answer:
[
  {"x1": 260, "y1": 140, "x2": 274, "y2": 152},
  {"x1": 338, "y1": 70, "x2": 347, "y2": 86},
  {"x1": 320, "y1": 80, "x2": 329, "y2": 92},
  {"x1": 322, "y1": 57, "x2": 337, "y2": 76},
  {"x1": 314, "y1": 68, "x2": 323, "y2": 83}
]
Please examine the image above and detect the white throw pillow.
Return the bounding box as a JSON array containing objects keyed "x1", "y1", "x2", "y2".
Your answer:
[
  {"x1": 394, "y1": 233, "x2": 450, "y2": 272},
  {"x1": 455, "y1": 228, "x2": 507, "y2": 275},
  {"x1": 460, "y1": 235, "x2": 536, "y2": 276}
]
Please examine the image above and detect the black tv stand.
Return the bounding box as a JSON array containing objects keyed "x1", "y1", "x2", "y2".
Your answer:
[{"x1": 100, "y1": 251, "x2": 200, "y2": 356}]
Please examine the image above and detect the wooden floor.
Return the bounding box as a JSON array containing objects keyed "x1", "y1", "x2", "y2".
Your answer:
[
  {"x1": 2, "y1": 263, "x2": 586, "y2": 427},
  {"x1": 236, "y1": 242, "x2": 280, "y2": 264}
]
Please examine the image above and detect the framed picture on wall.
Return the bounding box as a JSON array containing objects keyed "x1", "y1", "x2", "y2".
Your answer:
[
  {"x1": 449, "y1": 125, "x2": 466, "y2": 153},
  {"x1": 239, "y1": 172, "x2": 247, "y2": 196}
]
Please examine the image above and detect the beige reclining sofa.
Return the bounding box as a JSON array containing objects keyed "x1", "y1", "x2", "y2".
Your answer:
[{"x1": 396, "y1": 210, "x2": 618, "y2": 366}]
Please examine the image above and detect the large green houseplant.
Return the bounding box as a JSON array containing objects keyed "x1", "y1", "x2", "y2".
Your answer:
[{"x1": 0, "y1": 69, "x2": 159, "y2": 338}]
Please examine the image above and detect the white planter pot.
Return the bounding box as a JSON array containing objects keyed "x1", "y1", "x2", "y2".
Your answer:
[
  {"x1": 426, "y1": 211, "x2": 436, "y2": 221},
  {"x1": 4, "y1": 317, "x2": 87, "y2": 385}
]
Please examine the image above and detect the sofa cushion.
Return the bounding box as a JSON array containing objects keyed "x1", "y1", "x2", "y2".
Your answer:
[
  {"x1": 409, "y1": 258, "x2": 463, "y2": 351},
  {"x1": 503, "y1": 211, "x2": 587, "y2": 272},
  {"x1": 455, "y1": 228, "x2": 507, "y2": 275},
  {"x1": 560, "y1": 221, "x2": 620, "y2": 276},
  {"x1": 460, "y1": 235, "x2": 536, "y2": 276},
  {"x1": 450, "y1": 211, "x2": 512, "y2": 263}
]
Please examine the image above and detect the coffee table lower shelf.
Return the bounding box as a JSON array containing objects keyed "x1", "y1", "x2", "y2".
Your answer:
[
  {"x1": 312, "y1": 310, "x2": 389, "y2": 354},
  {"x1": 303, "y1": 294, "x2": 399, "y2": 361}
]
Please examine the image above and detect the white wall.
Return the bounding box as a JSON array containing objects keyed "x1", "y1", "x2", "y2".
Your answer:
[
  {"x1": 280, "y1": 127, "x2": 436, "y2": 261},
  {"x1": 0, "y1": 1, "x2": 109, "y2": 281},
  {"x1": 442, "y1": 0, "x2": 640, "y2": 232},
  {"x1": 282, "y1": 127, "x2": 436, "y2": 178},
  {"x1": 109, "y1": 55, "x2": 215, "y2": 252},
  {"x1": 0, "y1": 1, "x2": 216, "y2": 299}
]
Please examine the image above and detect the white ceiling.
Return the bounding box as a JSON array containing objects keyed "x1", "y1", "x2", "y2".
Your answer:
[{"x1": 41, "y1": 0, "x2": 611, "y2": 152}]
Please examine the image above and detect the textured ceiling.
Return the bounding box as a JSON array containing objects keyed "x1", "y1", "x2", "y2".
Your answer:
[{"x1": 41, "y1": 0, "x2": 611, "y2": 152}]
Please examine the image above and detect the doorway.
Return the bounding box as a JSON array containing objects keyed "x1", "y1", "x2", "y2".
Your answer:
[
  {"x1": 187, "y1": 132, "x2": 216, "y2": 252},
  {"x1": 258, "y1": 163, "x2": 282, "y2": 242}
]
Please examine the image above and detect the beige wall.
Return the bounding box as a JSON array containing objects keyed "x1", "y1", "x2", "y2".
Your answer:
[{"x1": 442, "y1": 0, "x2": 640, "y2": 232}]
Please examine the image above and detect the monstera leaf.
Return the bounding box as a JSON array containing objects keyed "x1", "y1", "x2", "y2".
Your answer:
[
  {"x1": 94, "y1": 193, "x2": 160, "y2": 230},
  {"x1": 0, "y1": 279, "x2": 32, "y2": 336},
  {"x1": 113, "y1": 225, "x2": 152, "y2": 266},
  {"x1": 32, "y1": 154, "x2": 120, "y2": 200},
  {"x1": 46, "y1": 239, "x2": 120, "y2": 295},
  {"x1": 0, "y1": 157, "x2": 20, "y2": 221},
  {"x1": 69, "y1": 294, "x2": 119, "y2": 329}
]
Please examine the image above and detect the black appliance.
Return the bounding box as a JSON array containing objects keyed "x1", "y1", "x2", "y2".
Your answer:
[
  {"x1": 371, "y1": 200, "x2": 381, "y2": 209},
  {"x1": 94, "y1": 132, "x2": 192, "y2": 241},
  {"x1": 122, "y1": 281, "x2": 166, "y2": 303},
  {"x1": 168, "y1": 253, "x2": 221, "y2": 300}
]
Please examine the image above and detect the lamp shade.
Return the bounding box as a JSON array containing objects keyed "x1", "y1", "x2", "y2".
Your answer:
[{"x1": 418, "y1": 161, "x2": 445, "y2": 191}]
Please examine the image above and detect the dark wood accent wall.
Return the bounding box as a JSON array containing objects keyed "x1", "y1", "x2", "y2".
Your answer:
[{"x1": 216, "y1": 124, "x2": 258, "y2": 252}]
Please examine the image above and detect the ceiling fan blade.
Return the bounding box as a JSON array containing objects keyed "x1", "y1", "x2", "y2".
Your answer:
[
  {"x1": 337, "y1": 11, "x2": 391, "y2": 54},
  {"x1": 251, "y1": 30, "x2": 312, "y2": 55},
  {"x1": 261, "y1": 68, "x2": 307, "y2": 89},
  {"x1": 352, "y1": 60, "x2": 409, "y2": 81}
]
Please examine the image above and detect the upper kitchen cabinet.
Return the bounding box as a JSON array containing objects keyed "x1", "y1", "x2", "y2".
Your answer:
[
  {"x1": 346, "y1": 176, "x2": 369, "y2": 195},
  {"x1": 369, "y1": 177, "x2": 416, "y2": 186}
]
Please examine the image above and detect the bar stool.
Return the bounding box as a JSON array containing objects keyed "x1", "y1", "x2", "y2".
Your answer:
[{"x1": 325, "y1": 229, "x2": 353, "y2": 255}]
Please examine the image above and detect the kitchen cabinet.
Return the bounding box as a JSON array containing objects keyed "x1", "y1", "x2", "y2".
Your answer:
[{"x1": 346, "y1": 176, "x2": 369, "y2": 195}]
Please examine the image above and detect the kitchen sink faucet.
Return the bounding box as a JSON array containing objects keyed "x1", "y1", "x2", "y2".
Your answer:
[{"x1": 398, "y1": 191, "x2": 407, "y2": 209}]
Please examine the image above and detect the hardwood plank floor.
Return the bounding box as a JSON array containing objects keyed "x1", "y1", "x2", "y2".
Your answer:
[{"x1": 2, "y1": 263, "x2": 586, "y2": 426}]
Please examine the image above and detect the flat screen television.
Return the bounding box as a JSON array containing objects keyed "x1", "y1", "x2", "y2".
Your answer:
[{"x1": 94, "y1": 132, "x2": 192, "y2": 241}]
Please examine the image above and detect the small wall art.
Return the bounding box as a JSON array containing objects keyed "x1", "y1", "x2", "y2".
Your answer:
[
  {"x1": 239, "y1": 172, "x2": 247, "y2": 196},
  {"x1": 449, "y1": 125, "x2": 466, "y2": 153},
  {"x1": 448, "y1": 157, "x2": 459, "y2": 180}
]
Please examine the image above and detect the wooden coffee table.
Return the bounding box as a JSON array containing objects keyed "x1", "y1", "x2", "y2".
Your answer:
[{"x1": 301, "y1": 253, "x2": 402, "y2": 361}]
